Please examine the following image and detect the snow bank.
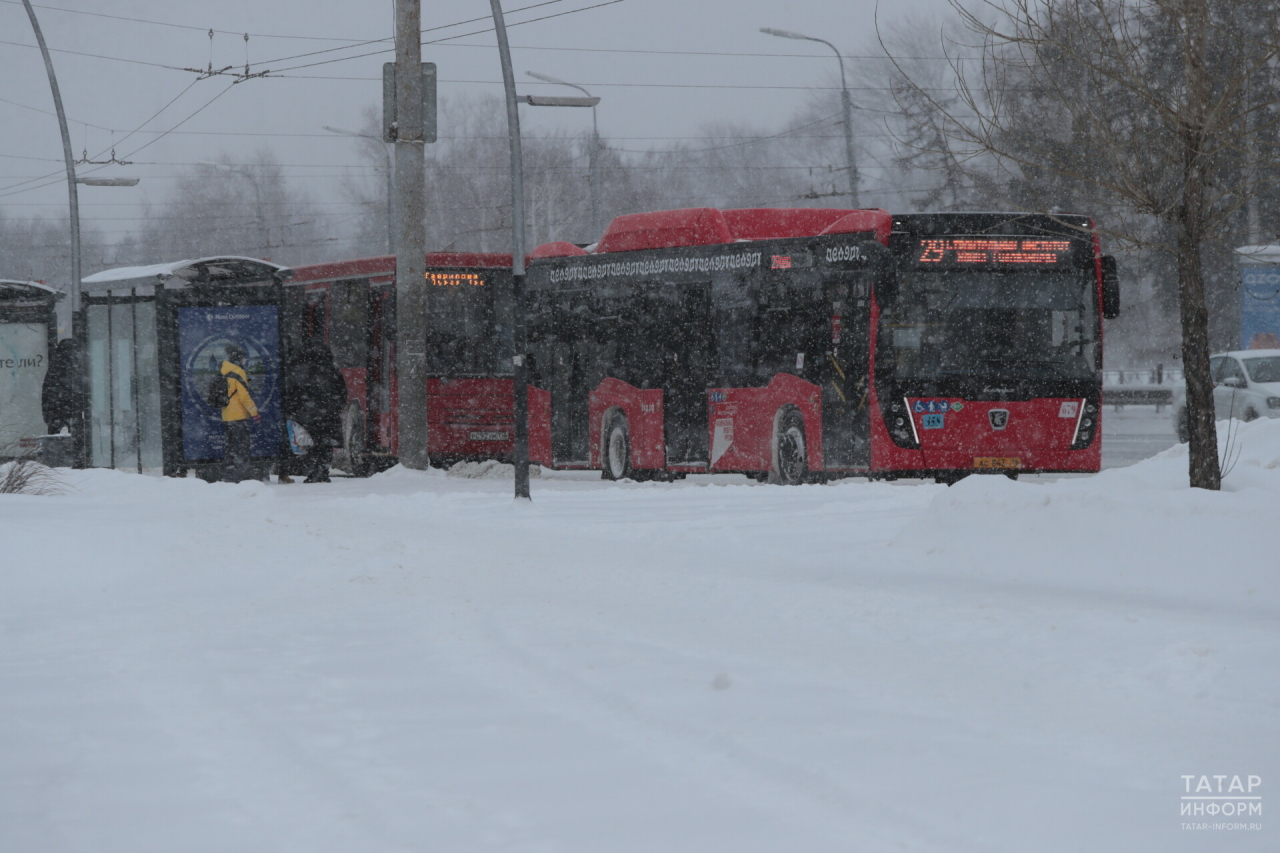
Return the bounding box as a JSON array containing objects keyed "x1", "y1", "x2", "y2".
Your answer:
[{"x1": 892, "y1": 418, "x2": 1280, "y2": 612}]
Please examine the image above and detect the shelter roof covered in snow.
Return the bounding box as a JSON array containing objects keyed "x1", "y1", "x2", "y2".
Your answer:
[
  {"x1": 1235, "y1": 244, "x2": 1280, "y2": 265},
  {"x1": 82, "y1": 257, "x2": 292, "y2": 290}
]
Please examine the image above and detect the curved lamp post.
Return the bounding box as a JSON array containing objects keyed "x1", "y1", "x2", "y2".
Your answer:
[
  {"x1": 526, "y1": 71, "x2": 603, "y2": 237},
  {"x1": 761, "y1": 27, "x2": 859, "y2": 207},
  {"x1": 489, "y1": 1, "x2": 599, "y2": 500}
]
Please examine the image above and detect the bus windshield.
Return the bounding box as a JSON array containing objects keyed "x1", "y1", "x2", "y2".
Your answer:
[{"x1": 882, "y1": 268, "x2": 1098, "y2": 384}]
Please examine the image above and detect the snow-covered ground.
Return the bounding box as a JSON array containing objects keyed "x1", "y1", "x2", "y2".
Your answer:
[{"x1": 2, "y1": 414, "x2": 1275, "y2": 852}]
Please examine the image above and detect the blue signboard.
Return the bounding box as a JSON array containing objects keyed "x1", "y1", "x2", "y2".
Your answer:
[
  {"x1": 1241, "y1": 265, "x2": 1280, "y2": 349},
  {"x1": 176, "y1": 305, "x2": 282, "y2": 462}
]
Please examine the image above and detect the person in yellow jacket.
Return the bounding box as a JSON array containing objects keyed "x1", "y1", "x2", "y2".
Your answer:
[{"x1": 219, "y1": 345, "x2": 260, "y2": 482}]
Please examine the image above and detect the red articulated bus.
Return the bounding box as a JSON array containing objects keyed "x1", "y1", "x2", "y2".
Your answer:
[
  {"x1": 523, "y1": 207, "x2": 1120, "y2": 483},
  {"x1": 284, "y1": 253, "x2": 514, "y2": 474}
]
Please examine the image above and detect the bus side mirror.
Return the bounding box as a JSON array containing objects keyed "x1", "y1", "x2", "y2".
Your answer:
[{"x1": 1101, "y1": 255, "x2": 1120, "y2": 319}]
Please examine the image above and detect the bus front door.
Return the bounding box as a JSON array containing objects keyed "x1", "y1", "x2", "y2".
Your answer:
[
  {"x1": 821, "y1": 272, "x2": 872, "y2": 470},
  {"x1": 661, "y1": 284, "x2": 713, "y2": 465}
]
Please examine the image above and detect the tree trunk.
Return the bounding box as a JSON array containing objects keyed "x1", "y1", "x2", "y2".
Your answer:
[
  {"x1": 1176, "y1": 228, "x2": 1221, "y2": 490},
  {"x1": 1177, "y1": 0, "x2": 1221, "y2": 490}
]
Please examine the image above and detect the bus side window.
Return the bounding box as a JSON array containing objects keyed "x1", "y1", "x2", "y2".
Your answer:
[
  {"x1": 329, "y1": 279, "x2": 368, "y2": 370},
  {"x1": 755, "y1": 277, "x2": 823, "y2": 380}
]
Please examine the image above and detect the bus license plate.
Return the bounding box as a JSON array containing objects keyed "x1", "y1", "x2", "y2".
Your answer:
[
  {"x1": 468, "y1": 430, "x2": 509, "y2": 442},
  {"x1": 973, "y1": 457, "x2": 1022, "y2": 469}
]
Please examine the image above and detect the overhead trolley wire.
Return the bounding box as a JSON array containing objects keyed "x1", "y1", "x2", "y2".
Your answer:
[{"x1": 263, "y1": 0, "x2": 626, "y2": 75}]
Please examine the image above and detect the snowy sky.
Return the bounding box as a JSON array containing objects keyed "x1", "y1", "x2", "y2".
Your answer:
[{"x1": 0, "y1": 0, "x2": 953, "y2": 259}]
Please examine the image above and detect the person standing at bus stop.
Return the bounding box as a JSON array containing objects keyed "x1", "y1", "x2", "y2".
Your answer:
[
  {"x1": 217, "y1": 344, "x2": 259, "y2": 482},
  {"x1": 284, "y1": 339, "x2": 347, "y2": 483}
]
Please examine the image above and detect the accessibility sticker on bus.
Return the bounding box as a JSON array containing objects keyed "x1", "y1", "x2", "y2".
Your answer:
[{"x1": 913, "y1": 399, "x2": 951, "y2": 414}]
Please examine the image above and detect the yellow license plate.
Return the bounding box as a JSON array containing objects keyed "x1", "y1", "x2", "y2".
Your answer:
[{"x1": 973, "y1": 457, "x2": 1022, "y2": 469}]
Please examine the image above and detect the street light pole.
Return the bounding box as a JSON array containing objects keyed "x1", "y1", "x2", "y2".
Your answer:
[
  {"x1": 526, "y1": 71, "x2": 602, "y2": 238},
  {"x1": 761, "y1": 27, "x2": 859, "y2": 208},
  {"x1": 324, "y1": 126, "x2": 395, "y2": 255},
  {"x1": 21, "y1": 0, "x2": 81, "y2": 309},
  {"x1": 489, "y1": 0, "x2": 532, "y2": 500}
]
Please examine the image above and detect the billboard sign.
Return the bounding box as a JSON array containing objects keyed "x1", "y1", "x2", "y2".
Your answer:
[
  {"x1": 176, "y1": 306, "x2": 282, "y2": 462},
  {"x1": 1241, "y1": 264, "x2": 1280, "y2": 349},
  {"x1": 0, "y1": 322, "x2": 49, "y2": 453}
]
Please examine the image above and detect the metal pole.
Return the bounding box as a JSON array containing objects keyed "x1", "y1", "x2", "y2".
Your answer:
[
  {"x1": 833, "y1": 50, "x2": 858, "y2": 208},
  {"x1": 385, "y1": 143, "x2": 395, "y2": 255},
  {"x1": 21, "y1": 0, "x2": 81, "y2": 310},
  {"x1": 760, "y1": 28, "x2": 859, "y2": 208},
  {"x1": 490, "y1": 0, "x2": 531, "y2": 500},
  {"x1": 394, "y1": 0, "x2": 429, "y2": 468},
  {"x1": 589, "y1": 105, "x2": 602, "y2": 238}
]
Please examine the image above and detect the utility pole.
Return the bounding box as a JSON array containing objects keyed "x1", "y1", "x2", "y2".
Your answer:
[
  {"x1": 22, "y1": 0, "x2": 80, "y2": 310},
  {"x1": 394, "y1": 0, "x2": 429, "y2": 468}
]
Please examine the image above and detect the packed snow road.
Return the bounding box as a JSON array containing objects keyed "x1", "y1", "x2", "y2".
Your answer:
[{"x1": 2, "y1": 421, "x2": 1276, "y2": 852}]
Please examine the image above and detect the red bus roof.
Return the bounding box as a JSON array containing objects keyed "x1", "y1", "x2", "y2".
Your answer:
[
  {"x1": 585, "y1": 207, "x2": 893, "y2": 255},
  {"x1": 289, "y1": 252, "x2": 513, "y2": 285}
]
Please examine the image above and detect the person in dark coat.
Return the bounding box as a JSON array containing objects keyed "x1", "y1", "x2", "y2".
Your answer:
[
  {"x1": 41, "y1": 338, "x2": 87, "y2": 465},
  {"x1": 284, "y1": 339, "x2": 348, "y2": 483},
  {"x1": 41, "y1": 338, "x2": 85, "y2": 434}
]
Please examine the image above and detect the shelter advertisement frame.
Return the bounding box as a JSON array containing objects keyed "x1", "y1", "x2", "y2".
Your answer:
[
  {"x1": 0, "y1": 282, "x2": 60, "y2": 458},
  {"x1": 77, "y1": 258, "x2": 291, "y2": 477},
  {"x1": 155, "y1": 284, "x2": 287, "y2": 477}
]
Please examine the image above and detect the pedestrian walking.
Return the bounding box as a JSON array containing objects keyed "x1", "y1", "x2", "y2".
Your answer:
[{"x1": 284, "y1": 339, "x2": 347, "y2": 483}]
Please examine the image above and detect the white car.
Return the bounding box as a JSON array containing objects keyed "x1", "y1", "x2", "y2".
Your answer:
[{"x1": 1175, "y1": 348, "x2": 1280, "y2": 442}]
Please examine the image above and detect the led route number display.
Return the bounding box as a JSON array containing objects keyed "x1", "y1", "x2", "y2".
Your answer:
[
  {"x1": 427, "y1": 272, "x2": 486, "y2": 286},
  {"x1": 917, "y1": 238, "x2": 1074, "y2": 265}
]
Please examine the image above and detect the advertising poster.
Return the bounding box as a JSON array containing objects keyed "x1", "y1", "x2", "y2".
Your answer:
[
  {"x1": 0, "y1": 322, "x2": 49, "y2": 453},
  {"x1": 176, "y1": 305, "x2": 281, "y2": 462},
  {"x1": 1241, "y1": 265, "x2": 1280, "y2": 349}
]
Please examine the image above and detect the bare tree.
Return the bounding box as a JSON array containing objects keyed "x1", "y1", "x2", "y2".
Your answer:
[{"x1": 888, "y1": 0, "x2": 1280, "y2": 489}]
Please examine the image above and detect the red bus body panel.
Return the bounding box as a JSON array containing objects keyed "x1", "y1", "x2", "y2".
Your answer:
[
  {"x1": 707, "y1": 374, "x2": 823, "y2": 472},
  {"x1": 426, "y1": 378, "x2": 515, "y2": 460},
  {"x1": 588, "y1": 378, "x2": 666, "y2": 469}
]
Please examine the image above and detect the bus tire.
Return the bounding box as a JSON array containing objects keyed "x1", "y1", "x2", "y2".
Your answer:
[
  {"x1": 771, "y1": 409, "x2": 808, "y2": 485},
  {"x1": 338, "y1": 401, "x2": 370, "y2": 477},
  {"x1": 1243, "y1": 407, "x2": 1260, "y2": 423},
  {"x1": 602, "y1": 412, "x2": 632, "y2": 481}
]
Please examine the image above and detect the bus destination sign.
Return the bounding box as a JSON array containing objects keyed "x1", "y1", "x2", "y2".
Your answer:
[
  {"x1": 916, "y1": 238, "x2": 1075, "y2": 267},
  {"x1": 427, "y1": 272, "x2": 485, "y2": 286}
]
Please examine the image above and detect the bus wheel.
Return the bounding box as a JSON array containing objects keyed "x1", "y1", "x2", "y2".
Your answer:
[
  {"x1": 602, "y1": 413, "x2": 632, "y2": 481},
  {"x1": 772, "y1": 409, "x2": 808, "y2": 485},
  {"x1": 1243, "y1": 407, "x2": 1260, "y2": 423},
  {"x1": 339, "y1": 401, "x2": 369, "y2": 477}
]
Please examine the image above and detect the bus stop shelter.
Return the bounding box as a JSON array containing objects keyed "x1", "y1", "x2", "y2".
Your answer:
[
  {"x1": 0, "y1": 280, "x2": 61, "y2": 459},
  {"x1": 78, "y1": 257, "x2": 293, "y2": 477},
  {"x1": 1237, "y1": 243, "x2": 1280, "y2": 349}
]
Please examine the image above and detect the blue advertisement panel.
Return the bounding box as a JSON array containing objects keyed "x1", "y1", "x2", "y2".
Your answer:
[
  {"x1": 176, "y1": 305, "x2": 282, "y2": 461},
  {"x1": 1241, "y1": 265, "x2": 1280, "y2": 349}
]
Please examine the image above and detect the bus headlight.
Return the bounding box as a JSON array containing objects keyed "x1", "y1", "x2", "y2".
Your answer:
[
  {"x1": 1268, "y1": 397, "x2": 1280, "y2": 409},
  {"x1": 884, "y1": 396, "x2": 920, "y2": 449},
  {"x1": 1070, "y1": 398, "x2": 1099, "y2": 450}
]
